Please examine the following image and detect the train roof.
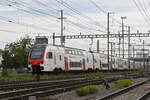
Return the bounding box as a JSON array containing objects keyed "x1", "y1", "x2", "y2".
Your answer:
[
  {"x1": 35, "y1": 44, "x2": 87, "y2": 51},
  {"x1": 34, "y1": 44, "x2": 124, "y2": 59}
]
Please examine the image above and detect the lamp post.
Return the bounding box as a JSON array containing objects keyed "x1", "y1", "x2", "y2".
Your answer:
[{"x1": 121, "y1": 16, "x2": 127, "y2": 58}]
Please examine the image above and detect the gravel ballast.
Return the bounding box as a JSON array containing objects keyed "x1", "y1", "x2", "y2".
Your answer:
[{"x1": 38, "y1": 78, "x2": 148, "y2": 100}]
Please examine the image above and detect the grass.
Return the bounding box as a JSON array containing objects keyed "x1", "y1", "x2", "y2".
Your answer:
[
  {"x1": 112, "y1": 79, "x2": 132, "y2": 88},
  {"x1": 76, "y1": 85, "x2": 99, "y2": 96},
  {"x1": 0, "y1": 68, "x2": 146, "y2": 82}
]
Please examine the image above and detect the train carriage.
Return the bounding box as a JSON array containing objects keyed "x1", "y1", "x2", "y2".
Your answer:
[
  {"x1": 99, "y1": 53, "x2": 109, "y2": 71},
  {"x1": 29, "y1": 44, "x2": 93, "y2": 72},
  {"x1": 28, "y1": 43, "x2": 142, "y2": 73}
]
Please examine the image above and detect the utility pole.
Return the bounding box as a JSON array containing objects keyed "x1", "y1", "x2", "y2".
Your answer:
[
  {"x1": 107, "y1": 12, "x2": 110, "y2": 70},
  {"x1": 53, "y1": 33, "x2": 55, "y2": 45},
  {"x1": 110, "y1": 42, "x2": 113, "y2": 69},
  {"x1": 133, "y1": 46, "x2": 135, "y2": 68},
  {"x1": 58, "y1": 10, "x2": 66, "y2": 46},
  {"x1": 128, "y1": 26, "x2": 130, "y2": 69},
  {"x1": 121, "y1": 16, "x2": 127, "y2": 58},
  {"x1": 97, "y1": 40, "x2": 100, "y2": 53},
  {"x1": 143, "y1": 40, "x2": 145, "y2": 68},
  {"x1": 119, "y1": 31, "x2": 121, "y2": 57}
]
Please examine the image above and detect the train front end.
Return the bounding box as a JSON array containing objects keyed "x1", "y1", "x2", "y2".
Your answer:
[{"x1": 28, "y1": 44, "x2": 47, "y2": 73}]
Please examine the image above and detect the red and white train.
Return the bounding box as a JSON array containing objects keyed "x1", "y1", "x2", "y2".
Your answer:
[{"x1": 28, "y1": 44, "x2": 142, "y2": 73}]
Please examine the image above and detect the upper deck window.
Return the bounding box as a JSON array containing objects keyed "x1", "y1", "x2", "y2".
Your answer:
[
  {"x1": 46, "y1": 52, "x2": 53, "y2": 59},
  {"x1": 65, "y1": 49, "x2": 84, "y2": 56}
]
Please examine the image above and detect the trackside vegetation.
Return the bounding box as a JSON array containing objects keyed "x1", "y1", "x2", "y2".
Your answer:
[
  {"x1": 112, "y1": 79, "x2": 132, "y2": 88},
  {"x1": 0, "y1": 69, "x2": 145, "y2": 81},
  {"x1": 76, "y1": 85, "x2": 99, "y2": 96}
]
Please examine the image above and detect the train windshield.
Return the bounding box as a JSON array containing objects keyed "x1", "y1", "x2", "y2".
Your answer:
[{"x1": 30, "y1": 45, "x2": 46, "y2": 60}]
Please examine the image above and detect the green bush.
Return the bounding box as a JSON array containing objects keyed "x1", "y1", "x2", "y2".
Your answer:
[
  {"x1": 114, "y1": 79, "x2": 132, "y2": 88},
  {"x1": 111, "y1": 84, "x2": 116, "y2": 88},
  {"x1": 76, "y1": 86, "x2": 89, "y2": 96},
  {"x1": 88, "y1": 85, "x2": 99, "y2": 94},
  {"x1": 76, "y1": 85, "x2": 99, "y2": 96}
]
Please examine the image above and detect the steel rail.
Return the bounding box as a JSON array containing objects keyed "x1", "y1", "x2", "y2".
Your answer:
[
  {"x1": 96, "y1": 79, "x2": 149, "y2": 100},
  {"x1": 0, "y1": 77, "x2": 87, "y2": 91},
  {"x1": 0, "y1": 79, "x2": 104, "y2": 100},
  {"x1": 0, "y1": 76, "x2": 86, "y2": 85},
  {"x1": 137, "y1": 90, "x2": 150, "y2": 100}
]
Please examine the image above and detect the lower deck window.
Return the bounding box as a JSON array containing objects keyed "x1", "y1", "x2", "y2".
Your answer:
[
  {"x1": 70, "y1": 62, "x2": 82, "y2": 67},
  {"x1": 102, "y1": 64, "x2": 108, "y2": 67}
]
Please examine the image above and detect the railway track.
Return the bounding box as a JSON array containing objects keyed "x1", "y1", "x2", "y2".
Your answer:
[
  {"x1": 0, "y1": 75, "x2": 87, "y2": 85},
  {"x1": 0, "y1": 72, "x2": 149, "y2": 100},
  {"x1": 0, "y1": 79, "x2": 102, "y2": 100},
  {"x1": 95, "y1": 79, "x2": 149, "y2": 100},
  {"x1": 0, "y1": 77, "x2": 87, "y2": 91},
  {"x1": 0, "y1": 71, "x2": 147, "y2": 85},
  {"x1": 0, "y1": 72, "x2": 140, "y2": 91},
  {"x1": 137, "y1": 90, "x2": 150, "y2": 100},
  {"x1": 0, "y1": 76, "x2": 124, "y2": 100}
]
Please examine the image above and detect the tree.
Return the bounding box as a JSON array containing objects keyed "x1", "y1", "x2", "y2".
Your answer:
[{"x1": 1, "y1": 36, "x2": 33, "y2": 69}]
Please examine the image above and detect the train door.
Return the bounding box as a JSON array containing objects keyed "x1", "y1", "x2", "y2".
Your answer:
[
  {"x1": 100, "y1": 60, "x2": 102, "y2": 71},
  {"x1": 94, "y1": 54, "x2": 99, "y2": 70},
  {"x1": 64, "y1": 57, "x2": 69, "y2": 71},
  {"x1": 56, "y1": 48, "x2": 65, "y2": 70},
  {"x1": 82, "y1": 58, "x2": 86, "y2": 71},
  {"x1": 45, "y1": 52, "x2": 54, "y2": 71}
]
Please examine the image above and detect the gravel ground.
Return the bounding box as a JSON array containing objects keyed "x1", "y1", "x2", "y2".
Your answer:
[
  {"x1": 38, "y1": 78, "x2": 148, "y2": 100},
  {"x1": 112, "y1": 80, "x2": 150, "y2": 100}
]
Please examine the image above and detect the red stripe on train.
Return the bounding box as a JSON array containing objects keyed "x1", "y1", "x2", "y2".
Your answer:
[
  {"x1": 65, "y1": 57, "x2": 69, "y2": 71},
  {"x1": 100, "y1": 65, "x2": 103, "y2": 71},
  {"x1": 83, "y1": 59, "x2": 86, "y2": 71}
]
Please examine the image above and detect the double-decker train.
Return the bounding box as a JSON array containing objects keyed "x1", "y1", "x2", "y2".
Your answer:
[{"x1": 28, "y1": 44, "x2": 142, "y2": 73}]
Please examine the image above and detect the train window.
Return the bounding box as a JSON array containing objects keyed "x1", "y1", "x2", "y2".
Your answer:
[
  {"x1": 94, "y1": 59, "x2": 97, "y2": 63},
  {"x1": 68, "y1": 50, "x2": 72, "y2": 54},
  {"x1": 70, "y1": 62, "x2": 81, "y2": 67},
  {"x1": 77, "y1": 51, "x2": 80, "y2": 55},
  {"x1": 78, "y1": 51, "x2": 81, "y2": 55},
  {"x1": 30, "y1": 45, "x2": 46, "y2": 60},
  {"x1": 102, "y1": 64, "x2": 108, "y2": 67},
  {"x1": 72, "y1": 50, "x2": 75, "y2": 55},
  {"x1": 65, "y1": 50, "x2": 69, "y2": 54},
  {"x1": 74, "y1": 51, "x2": 77, "y2": 55},
  {"x1": 87, "y1": 58, "x2": 89, "y2": 63},
  {"x1": 59, "y1": 55, "x2": 62, "y2": 61},
  {"x1": 80, "y1": 52, "x2": 84, "y2": 56},
  {"x1": 46, "y1": 52, "x2": 53, "y2": 59}
]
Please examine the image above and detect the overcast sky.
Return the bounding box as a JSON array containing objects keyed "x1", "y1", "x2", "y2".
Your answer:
[{"x1": 0, "y1": 0, "x2": 150, "y2": 56}]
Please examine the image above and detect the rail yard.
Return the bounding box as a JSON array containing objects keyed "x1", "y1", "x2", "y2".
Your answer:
[
  {"x1": 0, "y1": 0, "x2": 150, "y2": 100},
  {"x1": 0, "y1": 71, "x2": 149, "y2": 100}
]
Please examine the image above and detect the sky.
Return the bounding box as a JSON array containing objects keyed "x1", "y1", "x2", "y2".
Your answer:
[{"x1": 0, "y1": 0, "x2": 150, "y2": 57}]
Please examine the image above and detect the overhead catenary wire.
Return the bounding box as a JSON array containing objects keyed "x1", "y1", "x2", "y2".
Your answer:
[
  {"x1": 141, "y1": 0, "x2": 150, "y2": 18},
  {"x1": 34, "y1": 0, "x2": 107, "y2": 33},
  {"x1": 6, "y1": 3, "x2": 59, "y2": 27},
  {"x1": 35, "y1": 0, "x2": 107, "y2": 33},
  {"x1": 136, "y1": 0, "x2": 150, "y2": 24},
  {"x1": 132, "y1": 0, "x2": 150, "y2": 26},
  {"x1": 6, "y1": 0, "x2": 105, "y2": 34},
  {"x1": 55, "y1": 0, "x2": 107, "y2": 31},
  {"x1": 89, "y1": 0, "x2": 122, "y2": 25},
  {"x1": 0, "y1": 15, "x2": 53, "y2": 32}
]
